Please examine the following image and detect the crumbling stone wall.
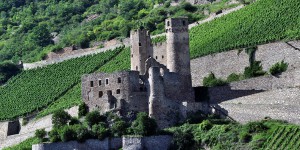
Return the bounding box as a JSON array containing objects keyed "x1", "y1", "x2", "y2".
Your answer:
[{"x1": 82, "y1": 71, "x2": 149, "y2": 115}]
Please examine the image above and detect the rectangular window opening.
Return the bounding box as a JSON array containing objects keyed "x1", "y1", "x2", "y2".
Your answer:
[
  {"x1": 118, "y1": 77, "x2": 121, "y2": 83},
  {"x1": 106, "y1": 79, "x2": 109, "y2": 85},
  {"x1": 99, "y1": 91, "x2": 103, "y2": 98},
  {"x1": 116, "y1": 89, "x2": 120, "y2": 94},
  {"x1": 90, "y1": 81, "x2": 94, "y2": 87},
  {"x1": 98, "y1": 80, "x2": 102, "y2": 86}
]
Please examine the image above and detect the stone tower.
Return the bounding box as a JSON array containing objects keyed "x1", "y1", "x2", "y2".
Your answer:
[
  {"x1": 130, "y1": 29, "x2": 152, "y2": 75},
  {"x1": 148, "y1": 67, "x2": 164, "y2": 126},
  {"x1": 165, "y1": 17, "x2": 190, "y2": 76}
]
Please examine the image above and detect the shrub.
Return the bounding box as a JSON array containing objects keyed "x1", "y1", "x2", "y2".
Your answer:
[
  {"x1": 69, "y1": 117, "x2": 80, "y2": 125},
  {"x1": 85, "y1": 111, "x2": 106, "y2": 127},
  {"x1": 244, "y1": 61, "x2": 265, "y2": 78},
  {"x1": 92, "y1": 123, "x2": 109, "y2": 140},
  {"x1": 226, "y1": 73, "x2": 242, "y2": 83},
  {"x1": 52, "y1": 110, "x2": 71, "y2": 128},
  {"x1": 49, "y1": 128, "x2": 61, "y2": 142},
  {"x1": 245, "y1": 121, "x2": 268, "y2": 133},
  {"x1": 171, "y1": 126, "x2": 195, "y2": 150},
  {"x1": 111, "y1": 120, "x2": 128, "y2": 137},
  {"x1": 239, "y1": 131, "x2": 252, "y2": 143},
  {"x1": 59, "y1": 126, "x2": 76, "y2": 142},
  {"x1": 203, "y1": 73, "x2": 227, "y2": 87},
  {"x1": 269, "y1": 60, "x2": 288, "y2": 75},
  {"x1": 73, "y1": 125, "x2": 90, "y2": 143},
  {"x1": 78, "y1": 103, "x2": 88, "y2": 118},
  {"x1": 131, "y1": 112, "x2": 157, "y2": 136},
  {"x1": 199, "y1": 120, "x2": 213, "y2": 131},
  {"x1": 35, "y1": 129, "x2": 46, "y2": 142}
]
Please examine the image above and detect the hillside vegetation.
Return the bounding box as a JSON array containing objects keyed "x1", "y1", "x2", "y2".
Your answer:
[
  {"x1": 0, "y1": 48, "x2": 122, "y2": 120},
  {"x1": 190, "y1": 0, "x2": 300, "y2": 58},
  {"x1": 0, "y1": 0, "x2": 215, "y2": 63},
  {"x1": 169, "y1": 119, "x2": 300, "y2": 150},
  {"x1": 5, "y1": 119, "x2": 300, "y2": 150}
]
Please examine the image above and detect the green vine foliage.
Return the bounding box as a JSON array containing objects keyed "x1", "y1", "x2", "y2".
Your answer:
[
  {"x1": 0, "y1": 47, "x2": 123, "y2": 120},
  {"x1": 190, "y1": 0, "x2": 300, "y2": 58}
]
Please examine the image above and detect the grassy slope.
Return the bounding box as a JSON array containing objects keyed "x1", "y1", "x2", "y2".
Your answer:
[{"x1": 190, "y1": 0, "x2": 300, "y2": 58}]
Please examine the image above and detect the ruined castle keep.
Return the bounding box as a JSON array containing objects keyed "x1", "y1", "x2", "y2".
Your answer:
[{"x1": 81, "y1": 17, "x2": 200, "y2": 128}]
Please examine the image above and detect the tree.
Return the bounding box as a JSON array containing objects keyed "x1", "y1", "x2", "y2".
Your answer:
[
  {"x1": 52, "y1": 110, "x2": 71, "y2": 128},
  {"x1": 111, "y1": 120, "x2": 128, "y2": 137},
  {"x1": 0, "y1": 62, "x2": 21, "y2": 85},
  {"x1": 29, "y1": 23, "x2": 53, "y2": 47},
  {"x1": 85, "y1": 111, "x2": 106, "y2": 127},
  {"x1": 92, "y1": 123, "x2": 109, "y2": 140},
  {"x1": 131, "y1": 112, "x2": 157, "y2": 136},
  {"x1": 35, "y1": 129, "x2": 47, "y2": 143}
]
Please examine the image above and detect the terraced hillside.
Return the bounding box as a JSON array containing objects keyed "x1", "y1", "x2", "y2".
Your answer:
[
  {"x1": 263, "y1": 125, "x2": 300, "y2": 150},
  {"x1": 190, "y1": 0, "x2": 300, "y2": 58},
  {"x1": 36, "y1": 48, "x2": 131, "y2": 118},
  {"x1": 0, "y1": 47, "x2": 124, "y2": 120}
]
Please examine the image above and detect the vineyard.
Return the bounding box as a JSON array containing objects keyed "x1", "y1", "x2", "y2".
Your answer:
[
  {"x1": 263, "y1": 125, "x2": 300, "y2": 150},
  {"x1": 36, "y1": 48, "x2": 131, "y2": 119},
  {"x1": 0, "y1": 47, "x2": 124, "y2": 120},
  {"x1": 189, "y1": 0, "x2": 300, "y2": 58}
]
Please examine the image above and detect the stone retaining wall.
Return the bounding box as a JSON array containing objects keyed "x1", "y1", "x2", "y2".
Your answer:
[
  {"x1": 122, "y1": 135, "x2": 173, "y2": 150},
  {"x1": 23, "y1": 44, "x2": 126, "y2": 70},
  {"x1": 31, "y1": 136, "x2": 172, "y2": 150},
  {"x1": 191, "y1": 41, "x2": 300, "y2": 86}
]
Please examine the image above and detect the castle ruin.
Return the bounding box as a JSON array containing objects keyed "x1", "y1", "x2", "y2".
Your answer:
[{"x1": 81, "y1": 17, "x2": 201, "y2": 128}]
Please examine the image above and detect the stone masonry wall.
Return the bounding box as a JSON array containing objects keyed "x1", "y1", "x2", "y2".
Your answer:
[
  {"x1": 0, "y1": 106, "x2": 78, "y2": 149},
  {"x1": 122, "y1": 135, "x2": 173, "y2": 150},
  {"x1": 32, "y1": 136, "x2": 171, "y2": 150},
  {"x1": 23, "y1": 44, "x2": 127, "y2": 70},
  {"x1": 191, "y1": 41, "x2": 300, "y2": 86}
]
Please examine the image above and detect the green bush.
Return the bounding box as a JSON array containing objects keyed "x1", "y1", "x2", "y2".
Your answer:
[
  {"x1": 92, "y1": 123, "x2": 109, "y2": 140},
  {"x1": 35, "y1": 129, "x2": 47, "y2": 142},
  {"x1": 239, "y1": 131, "x2": 252, "y2": 143},
  {"x1": 171, "y1": 125, "x2": 195, "y2": 150},
  {"x1": 69, "y1": 117, "x2": 80, "y2": 125},
  {"x1": 59, "y1": 126, "x2": 76, "y2": 142},
  {"x1": 199, "y1": 120, "x2": 213, "y2": 131},
  {"x1": 245, "y1": 121, "x2": 268, "y2": 133},
  {"x1": 130, "y1": 112, "x2": 157, "y2": 136},
  {"x1": 111, "y1": 120, "x2": 128, "y2": 137},
  {"x1": 78, "y1": 103, "x2": 88, "y2": 118},
  {"x1": 52, "y1": 110, "x2": 71, "y2": 128},
  {"x1": 226, "y1": 73, "x2": 242, "y2": 83},
  {"x1": 269, "y1": 61, "x2": 288, "y2": 75},
  {"x1": 49, "y1": 128, "x2": 61, "y2": 142},
  {"x1": 73, "y1": 125, "x2": 90, "y2": 143},
  {"x1": 203, "y1": 73, "x2": 227, "y2": 87},
  {"x1": 244, "y1": 61, "x2": 265, "y2": 79},
  {"x1": 85, "y1": 111, "x2": 106, "y2": 127}
]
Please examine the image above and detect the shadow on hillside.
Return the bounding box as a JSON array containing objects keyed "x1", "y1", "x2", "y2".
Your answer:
[{"x1": 194, "y1": 85, "x2": 265, "y2": 104}]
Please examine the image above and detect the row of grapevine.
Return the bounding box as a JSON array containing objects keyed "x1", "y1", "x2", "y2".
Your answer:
[
  {"x1": 189, "y1": 0, "x2": 300, "y2": 58},
  {"x1": 264, "y1": 126, "x2": 300, "y2": 150},
  {"x1": 35, "y1": 48, "x2": 131, "y2": 119},
  {"x1": 0, "y1": 47, "x2": 124, "y2": 120}
]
